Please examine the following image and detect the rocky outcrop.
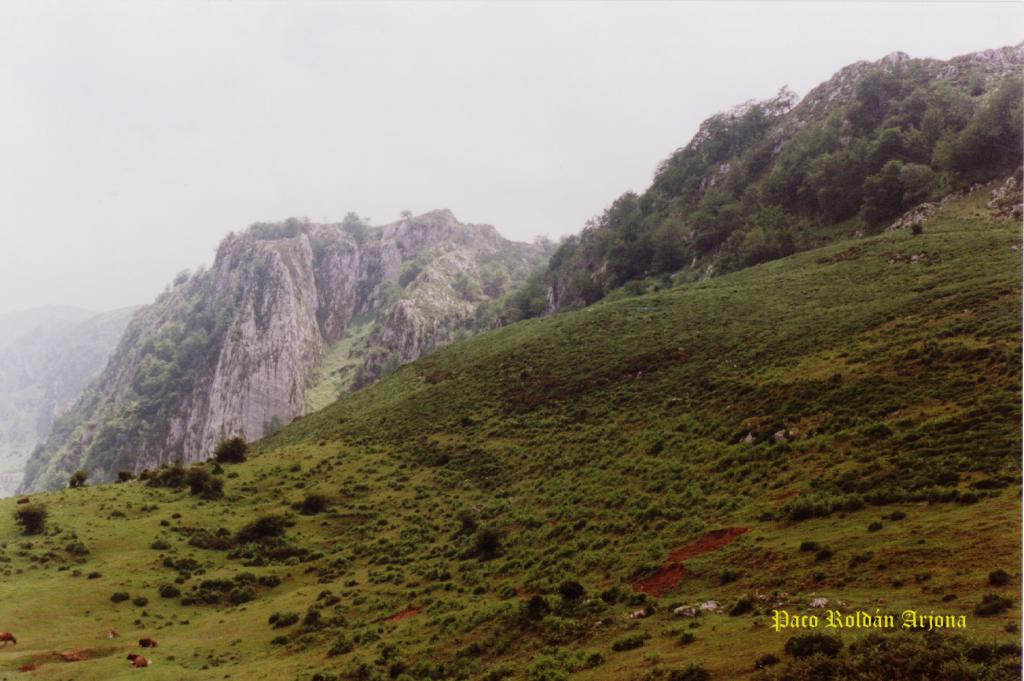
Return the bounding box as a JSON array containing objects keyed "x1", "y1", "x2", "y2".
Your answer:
[
  {"x1": 21, "y1": 211, "x2": 546, "y2": 491},
  {"x1": 0, "y1": 306, "x2": 137, "y2": 496}
]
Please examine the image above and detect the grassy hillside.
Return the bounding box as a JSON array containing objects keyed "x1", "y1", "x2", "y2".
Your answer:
[{"x1": 0, "y1": 190, "x2": 1019, "y2": 680}]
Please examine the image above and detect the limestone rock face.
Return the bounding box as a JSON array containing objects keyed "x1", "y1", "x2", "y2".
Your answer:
[{"x1": 21, "y1": 211, "x2": 546, "y2": 491}]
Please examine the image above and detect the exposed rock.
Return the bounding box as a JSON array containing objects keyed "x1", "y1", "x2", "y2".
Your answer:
[{"x1": 20, "y1": 211, "x2": 547, "y2": 492}]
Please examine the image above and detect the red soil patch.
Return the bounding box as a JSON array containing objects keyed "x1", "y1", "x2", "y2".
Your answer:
[
  {"x1": 632, "y1": 527, "x2": 751, "y2": 597},
  {"x1": 770, "y1": 490, "x2": 799, "y2": 503},
  {"x1": 59, "y1": 648, "x2": 92, "y2": 662},
  {"x1": 383, "y1": 606, "x2": 422, "y2": 623},
  {"x1": 18, "y1": 664, "x2": 37, "y2": 672}
]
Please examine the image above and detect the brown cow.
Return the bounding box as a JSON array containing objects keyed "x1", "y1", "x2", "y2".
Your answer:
[
  {"x1": 0, "y1": 632, "x2": 16, "y2": 645},
  {"x1": 138, "y1": 637, "x2": 158, "y2": 648},
  {"x1": 127, "y1": 653, "x2": 151, "y2": 667}
]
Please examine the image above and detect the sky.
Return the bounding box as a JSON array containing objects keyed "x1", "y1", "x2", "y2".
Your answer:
[{"x1": 0, "y1": 1, "x2": 1020, "y2": 315}]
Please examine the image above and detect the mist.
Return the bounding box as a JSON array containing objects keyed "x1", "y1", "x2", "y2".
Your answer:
[{"x1": 0, "y1": 1, "x2": 1020, "y2": 314}]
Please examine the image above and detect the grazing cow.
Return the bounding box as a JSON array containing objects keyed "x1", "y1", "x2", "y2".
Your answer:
[
  {"x1": 107, "y1": 628, "x2": 119, "y2": 639},
  {"x1": 127, "y1": 654, "x2": 151, "y2": 667},
  {"x1": 138, "y1": 637, "x2": 158, "y2": 648},
  {"x1": 0, "y1": 632, "x2": 16, "y2": 645}
]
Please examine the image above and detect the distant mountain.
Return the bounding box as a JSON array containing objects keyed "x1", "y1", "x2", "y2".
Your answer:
[
  {"x1": 21, "y1": 210, "x2": 550, "y2": 491},
  {"x1": 501, "y1": 44, "x2": 1023, "y2": 319},
  {"x1": 0, "y1": 305, "x2": 137, "y2": 496}
]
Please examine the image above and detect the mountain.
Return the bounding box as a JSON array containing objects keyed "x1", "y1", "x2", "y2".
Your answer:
[
  {"x1": 0, "y1": 306, "x2": 137, "y2": 497},
  {"x1": 20, "y1": 211, "x2": 549, "y2": 492},
  {"x1": 0, "y1": 188, "x2": 1018, "y2": 679},
  {"x1": 500, "y1": 44, "x2": 1023, "y2": 320}
]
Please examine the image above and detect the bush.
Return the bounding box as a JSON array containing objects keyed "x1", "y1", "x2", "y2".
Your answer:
[
  {"x1": 117, "y1": 470, "x2": 134, "y2": 483},
  {"x1": 14, "y1": 503, "x2": 47, "y2": 535},
  {"x1": 612, "y1": 633, "x2": 650, "y2": 651},
  {"x1": 133, "y1": 596, "x2": 149, "y2": 607},
  {"x1": 729, "y1": 596, "x2": 755, "y2": 616},
  {"x1": 185, "y1": 467, "x2": 224, "y2": 499},
  {"x1": 68, "y1": 470, "x2": 89, "y2": 488},
  {"x1": 473, "y1": 527, "x2": 503, "y2": 560},
  {"x1": 558, "y1": 580, "x2": 586, "y2": 602},
  {"x1": 755, "y1": 653, "x2": 780, "y2": 669},
  {"x1": 110, "y1": 592, "x2": 130, "y2": 603},
  {"x1": 150, "y1": 538, "x2": 171, "y2": 550},
  {"x1": 974, "y1": 594, "x2": 1013, "y2": 616},
  {"x1": 525, "y1": 595, "x2": 550, "y2": 621},
  {"x1": 269, "y1": 612, "x2": 300, "y2": 628},
  {"x1": 235, "y1": 516, "x2": 288, "y2": 544},
  {"x1": 214, "y1": 437, "x2": 248, "y2": 463},
  {"x1": 229, "y1": 587, "x2": 255, "y2": 605},
  {"x1": 159, "y1": 584, "x2": 181, "y2": 598},
  {"x1": 299, "y1": 493, "x2": 329, "y2": 515},
  {"x1": 989, "y1": 569, "x2": 1011, "y2": 587},
  {"x1": 784, "y1": 632, "x2": 843, "y2": 658},
  {"x1": 667, "y1": 666, "x2": 710, "y2": 681}
]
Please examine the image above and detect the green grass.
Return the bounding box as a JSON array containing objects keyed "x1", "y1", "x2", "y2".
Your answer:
[
  {"x1": 0, "y1": 197, "x2": 1020, "y2": 680},
  {"x1": 306, "y1": 313, "x2": 378, "y2": 412}
]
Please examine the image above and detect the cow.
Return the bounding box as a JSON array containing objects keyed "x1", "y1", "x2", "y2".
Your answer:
[
  {"x1": 107, "y1": 628, "x2": 119, "y2": 639},
  {"x1": 0, "y1": 632, "x2": 16, "y2": 646},
  {"x1": 127, "y1": 654, "x2": 152, "y2": 667},
  {"x1": 138, "y1": 637, "x2": 158, "y2": 648}
]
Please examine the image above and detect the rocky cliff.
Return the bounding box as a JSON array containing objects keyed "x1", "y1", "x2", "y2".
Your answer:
[
  {"x1": 0, "y1": 306, "x2": 137, "y2": 496},
  {"x1": 21, "y1": 211, "x2": 547, "y2": 491}
]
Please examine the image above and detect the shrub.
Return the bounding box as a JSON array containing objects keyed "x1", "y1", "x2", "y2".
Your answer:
[
  {"x1": 65, "y1": 541, "x2": 89, "y2": 555},
  {"x1": 150, "y1": 538, "x2": 171, "y2": 550},
  {"x1": 784, "y1": 632, "x2": 843, "y2": 658},
  {"x1": 525, "y1": 595, "x2": 550, "y2": 621},
  {"x1": 299, "y1": 493, "x2": 329, "y2": 515},
  {"x1": 235, "y1": 516, "x2": 288, "y2": 544},
  {"x1": 729, "y1": 596, "x2": 755, "y2": 616},
  {"x1": 667, "y1": 666, "x2": 710, "y2": 681},
  {"x1": 117, "y1": 470, "x2": 135, "y2": 482},
  {"x1": 974, "y1": 594, "x2": 1013, "y2": 616},
  {"x1": 14, "y1": 503, "x2": 47, "y2": 535},
  {"x1": 68, "y1": 470, "x2": 89, "y2": 488},
  {"x1": 473, "y1": 527, "x2": 503, "y2": 560},
  {"x1": 269, "y1": 611, "x2": 300, "y2": 628},
  {"x1": 133, "y1": 596, "x2": 149, "y2": 607},
  {"x1": 229, "y1": 587, "x2": 255, "y2": 605},
  {"x1": 720, "y1": 569, "x2": 741, "y2": 584},
  {"x1": 867, "y1": 521, "x2": 883, "y2": 532},
  {"x1": 989, "y1": 569, "x2": 1011, "y2": 586},
  {"x1": 159, "y1": 584, "x2": 181, "y2": 598},
  {"x1": 558, "y1": 580, "x2": 586, "y2": 602},
  {"x1": 110, "y1": 592, "x2": 131, "y2": 603},
  {"x1": 755, "y1": 653, "x2": 780, "y2": 669},
  {"x1": 185, "y1": 467, "x2": 224, "y2": 499},
  {"x1": 214, "y1": 437, "x2": 248, "y2": 463},
  {"x1": 611, "y1": 633, "x2": 650, "y2": 651}
]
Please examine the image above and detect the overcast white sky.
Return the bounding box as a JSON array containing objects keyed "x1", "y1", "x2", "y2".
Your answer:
[{"x1": 0, "y1": 1, "x2": 1020, "y2": 315}]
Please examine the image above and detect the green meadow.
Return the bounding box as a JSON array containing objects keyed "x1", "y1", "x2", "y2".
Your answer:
[{"x1": 1, "y1": 192, "x2": 1020, "y2": 680}]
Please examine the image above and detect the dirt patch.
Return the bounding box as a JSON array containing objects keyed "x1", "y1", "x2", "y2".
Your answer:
[
  {"x1": 770, "y1": 490, "x2": 799, "y2": 503},
  {"x1": 59, "y1": 648, "x2": 93, "y2": 662},
  {"x1": 18, "y1": 664, "x2": 37, "y2": 672},
  {"x1": 632, "y1": 527, "x2": 751, "y2": 597},
  {"x1": 817, "y1": 246, "x2": 865, "y2": 264},
  {"x1": 383, "y1": 606, "x2": 422, "y2": 623}
]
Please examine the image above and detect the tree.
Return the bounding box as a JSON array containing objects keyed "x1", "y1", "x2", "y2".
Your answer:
[
  {"x1": 214, "y1": 436, "x2": 248, "y2": 463},
  {"x1": 68, "y1": 469, "x2": 89, "y2": 488},
  {"x1": 861, "y1": 160, "x2": 907, "y2": 227},
  {"x1": 14, "y1": 503, "x2": 47, "y2": 535}
]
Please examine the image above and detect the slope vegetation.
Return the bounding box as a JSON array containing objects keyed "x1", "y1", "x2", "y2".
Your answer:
[{"x1": 0, "y1": 191, "x2": 1019, "y2": 680}]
